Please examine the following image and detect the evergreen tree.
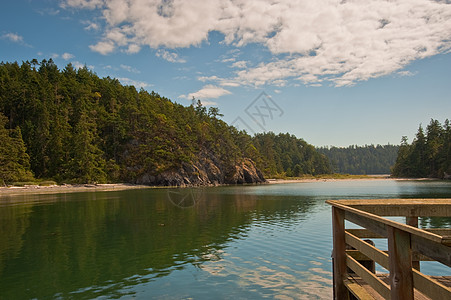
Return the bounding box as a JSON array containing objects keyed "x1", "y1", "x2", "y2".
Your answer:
[
  {"x1": 0, "y1": 113, "x2": 34, "y2": 184},
  {"x1": 318, "y1": 144, "x2": 399, "y2": 175},
  {"x1": 0, "y1": 59, "x2": 333, "y2": 184},
  {"x1": 392, "y1": 119, "x2": 451, "y2": 178}
]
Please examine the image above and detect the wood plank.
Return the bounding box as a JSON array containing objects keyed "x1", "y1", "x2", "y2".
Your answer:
[
  {"x1": 351, "y1": 204, "x2": 451, "y2": 217},
  {"x1": 328, "y1": 199, "x2": 451, "y2": 299},
  {"x1": 345, "y1": 231, "x2": 389, "y2": 269},
  {"x1": 413, "y1": 269, "x2": 451, "y2": 299},
  {"x1": 347, "y1": 275, "x2": 386, "y2": 300},
  {"x1": 343, "y1": 277, "x2": 376, "y2": 300},
  {"x1": 432, "y1": 276, "x2": 451, "y2": 287},
  {"x1": 329, "y1": 201, "x2": 445, "y2": 244},
  {"x1": 426, "y1": 228, "x2": 451, "y2": 236},
  {"x1": 387, "y1": 225, "x2": 414, "y2": 299},
  {"x1": 346, "y1": 229, "x2": 385, "y2": 239},
  {"x1": 327, "y1": 199, "x2": 451, "y2": 217},
  {"x1": 346, "y1": 254, "x2": 391, "y2": 300},
  {"x1": 411, "y1": 234, "x2": 451, "y2": 268},
  {"x1": 344, "y1": 210, "x2": 387, "y2": 238},
  {"x1": 347, "y1": 250, "x2": 433, "y2": 262},
  {"x1": 328, "y1": 199, "x2": 451, "y2": 206},
  {"x1": 333, "y1": 207, "x2": 350, "y2": 300},
  {"x1": 407, "y1": 216, "x2": 420, "y2": 271}
]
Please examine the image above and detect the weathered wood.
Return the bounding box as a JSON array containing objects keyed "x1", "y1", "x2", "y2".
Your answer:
[
  {"x1": 406, "y1": 216, "x2": 420, "y2": 271},
  {"x1": 413, "y1": 269, "x2": 451, "y2": 299},
  {"x1": 327, "y1": 199, "x2": 451, "y2": 299},
  {"x1": 411, "y1": 234, "x2": 451, "y2": 268},
  {"x1": 345, "y1": 231, "x2": 389, "y2": 270},
  {"x1": 346, "y1": 229, "x2": 385, "y2": 239},
  {"x1": 329, "y1": 200, "x2": 445, "y2": 244},
  {"x1": 328, "y1": 199, "x2": 451, "y2": 217},
  {"x1": 332, "y1": 206, "x2": 349, "y2": 300},
  {"x1": 347, "y1": 249, "x2": 433, "y2": 263},
  {"x1": 344, "y1": 210, "x2": 387, "y2": 238},
  {"x1": 343, "y1": 277, "x2": 375, "y2": 300},
  {"x1": 387, "y1": 225, "x2": 414, "y2": 299},
  {"x1": 426, "y1": 228, "x2": 451, "y2": 236},
  {"x1": 351, "y1": 274, "x2": 451, "y2": 300},
  {"x1": 346, "y1": 254, "x2": 391, "y2": 300}
]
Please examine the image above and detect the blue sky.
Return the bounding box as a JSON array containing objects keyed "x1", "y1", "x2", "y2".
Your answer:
[{"x1": 1, "y1": 0, "x2": 451, "y2": 147}]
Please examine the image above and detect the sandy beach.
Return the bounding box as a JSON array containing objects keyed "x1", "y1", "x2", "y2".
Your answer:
[{"x1": 265, "y1": 176, "x2": 420, "y2": 184}]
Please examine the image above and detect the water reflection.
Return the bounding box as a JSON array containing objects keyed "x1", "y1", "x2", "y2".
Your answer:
[
  {"x1": 0, "y1": 188, "x2": 323, "y2": 299},
  {"x1": 1, "y1": 180, "x2": 450, "y2": 299}
]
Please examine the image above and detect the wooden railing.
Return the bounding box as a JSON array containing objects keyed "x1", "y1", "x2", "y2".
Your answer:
[{"x1": 327, "y1": 199, "x2": 451, "y2": 299}]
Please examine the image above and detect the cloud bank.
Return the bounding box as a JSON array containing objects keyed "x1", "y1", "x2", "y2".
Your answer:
[{"x1": 63, "y1": 0, "x2": 451, "y2": 87}]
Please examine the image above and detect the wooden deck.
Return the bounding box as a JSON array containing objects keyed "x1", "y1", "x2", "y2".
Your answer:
[
  {"x1": 327, "y1": 199, "x2": 451, "y2": 300},
  {"x1": 346, "y1": 274, "x2": 451, "y2": 300}
]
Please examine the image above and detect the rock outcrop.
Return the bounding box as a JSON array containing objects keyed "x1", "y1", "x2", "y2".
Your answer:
[{"x1": 135, "y1": 155, "x2": 265, "y2": 186}]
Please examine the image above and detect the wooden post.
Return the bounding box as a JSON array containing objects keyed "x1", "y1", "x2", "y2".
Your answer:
[
  {"x1": 406, "y1": 216, "x2": 420, "y2": 271},
  {"x1": 332, "y1": 207, "x2": 349, "y2": 300},
  {"x1": 388, "y1": 225, "x2": 414, "y2": 299}
]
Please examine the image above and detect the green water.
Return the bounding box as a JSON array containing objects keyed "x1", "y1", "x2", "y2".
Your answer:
[{"x1": 1, "y1": 180, "x2": 451, "y2": 299}]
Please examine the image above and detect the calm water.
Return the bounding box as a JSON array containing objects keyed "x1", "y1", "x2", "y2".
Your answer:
[{"x1": 1, "y1": 180, "x2": 451, "y2": 299}]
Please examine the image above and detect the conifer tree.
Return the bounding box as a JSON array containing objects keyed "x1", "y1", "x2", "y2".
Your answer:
[{"x1": 0, "y1": 113, "x2": 34, "y2": 184}]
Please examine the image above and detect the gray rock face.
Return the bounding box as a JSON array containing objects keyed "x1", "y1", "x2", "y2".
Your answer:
[{"x1": 135, "y1": 156, "x2": 265, "y2": 186}]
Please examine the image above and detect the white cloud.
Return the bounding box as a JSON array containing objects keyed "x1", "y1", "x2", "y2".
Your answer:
[
  {"x1": 64, "y1": 0, "x2": 451, "y2": 87},
  {"x1": 89, "y1": 40, "x2": 115, "y2": 55},
  {"x1": 62, "y1": 52, "x2": 74, "y2": 60},
  {"x1": 197, "y1": 75, "x2": 219, "y2": 82},
  {"x1": 221, "y1": 58, "x2": 236, "y2": 63},
  {"x1": 117, "y1": 77, "x2": 151, "y2": 89},
  {"x1": 155, "y1": 49, "x2": 186, "y2": 63},
  {"x1": 126, "y1": 44, "x2": 141, "y2": 54},
  {"x1": 83, "y1": 20, "x2": 99, "y2": 31},
  {"x1": 231, "y1": 61, "x2": 247, "y2": 69},
  {"x1": 1, "y1": 32, "x2": 25, "y2": 44},
  {"x1": 120, "y1": 64, "x2": 140, "y2": 73},
  {"x1": 397, "y1": 70, "x2": 418, "y2": 77},
  {"x1": 61, "y1": 0, "x2": 103, "y2": 10},
  {"x1": 72, "y1": 61, "x2": 95, "y2": 70},
  {"x1": 220, "y1": 82, "x2": 240, "y2": 87},
  {"x1": 180, "y1": 85, "x2": 231, "y2": 100},
  {"x1": 196, "y1": 75, "x2": 240, "y2": 87},
  {"x1": 37, "y1": 8, "x2": 60, "y2": 16}
]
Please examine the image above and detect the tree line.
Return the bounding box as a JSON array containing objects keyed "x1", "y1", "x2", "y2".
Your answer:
[
  {"x1": 392, "y1": 119, "x2": 451, "y2": 178},
  {"x1": 0, "y1": 59, "x2": 330, "y2": 184},
  {"x1": 318, "y1": 144, "x2": 399, "y2": 175}
]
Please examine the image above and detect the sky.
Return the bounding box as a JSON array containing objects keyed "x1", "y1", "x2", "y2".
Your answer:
[{"x1": 1, "y1": 0, "x2": 451, "y2": 147}]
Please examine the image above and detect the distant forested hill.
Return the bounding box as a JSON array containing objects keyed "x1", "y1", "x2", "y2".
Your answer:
[
  {"x1": 318, "y1": 144, "x2": 399, "y2": 175},
  {"x1": 0, "y1": 59, "x2": 330, "y2": 185},
  {"x1": 253, "y1": 132, "x2": 331, "y2": 177},
  {"x1": 392, "y1": 119, "x2": 451, "y2": 178}
]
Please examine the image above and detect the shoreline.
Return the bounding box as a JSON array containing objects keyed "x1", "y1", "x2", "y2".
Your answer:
[
  {"x1": 266, "y1": 176, "x2": 440, "y2": 184},
  {"x1": 0, "y1": 177, "x2": 445, "y2": 196},
  {"x1": 0, "y1": 183, "x2": 153, "y2": 196}
]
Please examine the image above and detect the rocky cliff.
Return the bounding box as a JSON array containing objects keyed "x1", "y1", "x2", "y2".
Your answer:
[{"x1": 135, "y1": 155, "x2": 266, "y2": 186}]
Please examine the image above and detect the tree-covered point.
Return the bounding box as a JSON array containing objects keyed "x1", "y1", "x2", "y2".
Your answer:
[
  {"x1": 0, "y1": 59, "x2": 330, "y2": 184},
  {"x1": 252, "y1": 132, "x2": 331, "y2": 177},
  {"x1": 318, "y1": 144, "x2": 399, "y2": 175},
  {"x1": 392, "y1": 119, "x2": 451, "y2": 178}
]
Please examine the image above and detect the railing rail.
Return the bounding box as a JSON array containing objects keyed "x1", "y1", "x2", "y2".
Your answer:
[{"x1": 327, "y1": 199, "x2": 451, "y2": 300}]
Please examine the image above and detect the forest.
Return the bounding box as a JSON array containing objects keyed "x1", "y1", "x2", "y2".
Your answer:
[
  {"x1": 318, "y1": 144, "x2": 399, "y2": 175},
  {"x1": 392, "y1": 119, "x2": 451, "y2": 178},
  {"x1": 0, "y1": 59, "x2": 331, "y2": 185}
]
